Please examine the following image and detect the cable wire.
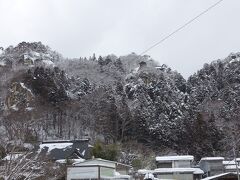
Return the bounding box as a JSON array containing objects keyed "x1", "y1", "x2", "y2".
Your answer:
[{"x1": 139, "y1": 0, "x2": 225, "y2": 56}]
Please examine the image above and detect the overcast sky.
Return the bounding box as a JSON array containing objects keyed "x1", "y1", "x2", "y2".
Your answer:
[{"x1": 0, "y1": 0, "x2": 239, "y2": 78}]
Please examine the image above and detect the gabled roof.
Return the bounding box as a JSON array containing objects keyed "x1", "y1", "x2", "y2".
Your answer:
[
  {"x1": 38, "y1": 139, "x2": 90, "y2": 160},
  {"x1": 156, "y1": 155, "x2": 194, "y2": 162},
  {"x1": 154, "y1": 168, "x2": 203, "y2": 175},
  {"x1": 200, "y1": 157, "x2": 224, "y2": 161},
  {"x1": 73, "y1": 158, "x2": 132, "y2": 168}
]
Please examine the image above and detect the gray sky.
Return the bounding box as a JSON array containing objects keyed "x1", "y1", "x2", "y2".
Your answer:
[{"x1": 0, "y1": 0, "x2": 239, "y2": 78}]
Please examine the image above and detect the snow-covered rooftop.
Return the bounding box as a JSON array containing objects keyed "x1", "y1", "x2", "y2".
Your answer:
[
  {"x1": 56, "y1": 158, "x2": 85, "y2": 164},
  {"x1": 154, "y1": 168, "x2": 203, "y2": 174},
  {"x1": 38, "y1": 139, "x2": 89, "y2": 160},
  {"x1": 156, "y1": 155, "x2": 194, "y2": 161},
  {"x1": 39, "y1": 142, "x2": 73, "y2": 153},
  {"x1": 223, "y1": 160, "x2": 236, "y2": 165},
  {"x1": 73, "y1": 158, "x2": 132, "y2": 168},
  {"x1": 201, "y1": 157, "x2": 224, "y2": 161},
  {"x1": 225, "y1": 165, "x2": 240, "y2": 170},
  {"x1": 42, "y1": 139, "x2": 89, "y2": 143}
]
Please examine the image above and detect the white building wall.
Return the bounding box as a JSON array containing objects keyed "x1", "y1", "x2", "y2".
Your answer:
[
  {"x1": 117, "y1": 169, "x2": 128, "y2": 175},
  {"x1": 173, "y1": 160, "x2": 191, "y2": 168},
  {"x1": 67, "y1": 166, "x2": 115, "y2": 180},
  {"x1": 156, "y1": 173, "x2": 193, "y2": 180},
  {"x1": 67, "y1": 167, "x2": 98, "y2": 180}
]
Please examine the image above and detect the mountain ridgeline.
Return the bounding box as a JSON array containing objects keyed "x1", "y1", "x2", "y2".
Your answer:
[{"x1": 0, "y1": 42, "x2": 240, "y2": 160}]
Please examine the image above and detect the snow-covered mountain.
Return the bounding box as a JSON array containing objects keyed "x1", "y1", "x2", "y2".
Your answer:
[{"x1": 0, "y1": 42, "x2": 240, "y2": 160}]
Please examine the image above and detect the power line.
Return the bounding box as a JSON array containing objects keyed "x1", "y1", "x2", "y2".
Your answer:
[{"x1": 139, "y1": 0, "x2": 225, "y2": 56}]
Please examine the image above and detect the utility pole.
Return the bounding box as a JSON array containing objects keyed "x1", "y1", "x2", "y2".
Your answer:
[{"x1": 233, "y1": 143, "x2": 240, "y2": 180}]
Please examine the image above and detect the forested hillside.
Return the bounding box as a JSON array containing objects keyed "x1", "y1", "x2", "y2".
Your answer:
[{"x1": 0, "y1": 42, "x2": 239, "y2": 162}]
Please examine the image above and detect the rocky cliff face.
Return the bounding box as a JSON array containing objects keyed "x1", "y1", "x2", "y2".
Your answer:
[{"x1": 6, "y1": 82, "x2": 34, "y2": 111}]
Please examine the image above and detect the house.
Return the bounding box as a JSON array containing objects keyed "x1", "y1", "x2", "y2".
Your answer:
[
  {"x1": 223, "y1": 160, "x2": 237, "y2": 173},
  {"x1": 153, "y1": 167, "x2": 203, "y2": 180},
  {"x1": 156, "y1": 155, "x2": 194, "y2": 168},
  {"x1": 37, "y1": 139, "x2": 91, "y2": 162},
  {"x1": 67, "y1": 158, "x2": 132, "y2": 180},
  {"x1": 223, "y1": 159, "x2": 240, "y2": 173},
  {"x1": 199, "y1": 157, "x2": 224, "y2": 177},
  {"x1": 154, "y1": 155, "x2": 203, "y2": 180}
]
